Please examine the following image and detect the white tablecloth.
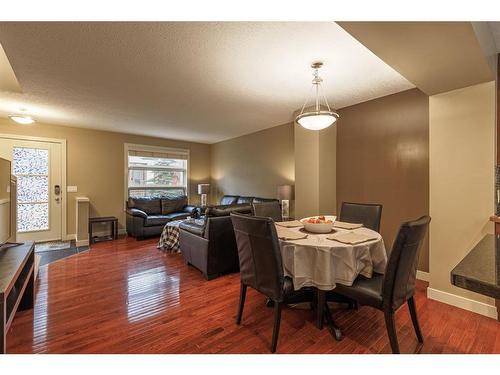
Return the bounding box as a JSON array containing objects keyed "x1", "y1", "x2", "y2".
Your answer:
[{"x1": 279, "y1": 226, "x2": 387, "y2": 291}]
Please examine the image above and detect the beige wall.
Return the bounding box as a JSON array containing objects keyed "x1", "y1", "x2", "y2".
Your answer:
[
  {"x1": 294, "y1": 122, "x2": 337, "y2": 219},
  {"x1": 294, "y1": 123, "x2": 320, "y2": 219},
  {"x1": 319, "y1": 124, "x2": 337, "y2": 215},
  {"x1": 429, "y1": 81, "x2": 495, "y2": 307},
  {"x1": 336, "y1": 89, "x2": 430, "y2": 271},
  {"x1": 211, "y1": 123, "x2": 294, "y2": 206},
  {"x1": 0, "y1": 118, "x2": 211, "y2": 236}
]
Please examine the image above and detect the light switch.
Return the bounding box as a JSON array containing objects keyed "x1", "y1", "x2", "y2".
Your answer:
[{"x1": 67, "y1": 186, "x2": 78, "y2": 193}]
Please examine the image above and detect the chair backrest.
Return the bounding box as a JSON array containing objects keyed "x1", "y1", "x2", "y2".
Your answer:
[
  {"x1": 230, "y1": 212, "x2": 285, "y2": 301},
  {"x1": 382, "y1": 216, "x2": 431, "y2": 310},
  {"x1": 339, "y1": 202, "x2": 383, "y2": 232},
  {"x1": 252, "y1": 201, "x2": 283, "y2": 222}
]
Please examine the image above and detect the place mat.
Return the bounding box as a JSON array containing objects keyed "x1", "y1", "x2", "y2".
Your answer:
[
  {"x1": 333, "y1": 221, "x2": 364, "y2": 230},
  {"x1": 276, "y1": 227, "x2": 308, "y2": 240},
  {"x1": 275, "y1": 220, "x2": 304, "y2": 228},
  {"x1": 327, "y1": 231, "x2": 378, "y2": 245}
]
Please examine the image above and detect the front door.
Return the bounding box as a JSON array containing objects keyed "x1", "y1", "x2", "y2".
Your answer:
[{"x1": 0, "y1": 137, "x2": 63, "y2": 242}]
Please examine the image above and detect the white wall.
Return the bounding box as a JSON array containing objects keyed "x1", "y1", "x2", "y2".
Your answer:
[{"x1": 429, "y1": 81, "x2": 497, "y2": 318}]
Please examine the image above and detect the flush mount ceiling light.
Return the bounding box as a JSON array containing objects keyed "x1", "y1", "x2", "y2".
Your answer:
[
  {"x1": 8, "y1": 113, "x2": 35, "y2": 125},
  {"x1": 295, "y1": 62, "x2": 339, "y2": 131}
]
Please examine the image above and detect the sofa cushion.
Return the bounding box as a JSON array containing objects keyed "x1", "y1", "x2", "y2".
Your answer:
[
  {"x1": 220, "y1": 195, "x2": 239, "y2": 205},
  {"x1": 128, "y1": 197, "x2": 162, "y2": 215},
  {"x1": 144, "y1": 215, "x2": 170, "y2": 227},
  {"x1": 161, "y1": 195, "x2": 188, "y2": 215},
  {"x1": 206, "y1": 204, "x2": 252, "y2": 217},
  {"x1": 164, "y1": 212, "x2": 191, "y2": 221},
  {"x1": 236, "y1": 196, "x2": 255, "y2": 204}
]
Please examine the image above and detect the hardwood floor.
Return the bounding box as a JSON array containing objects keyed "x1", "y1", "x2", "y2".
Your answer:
[{"x1": 6, "y1": 237, "x2": 500, "y2": 354}]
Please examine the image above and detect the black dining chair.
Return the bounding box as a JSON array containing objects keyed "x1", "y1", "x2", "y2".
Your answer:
[
  {"x1": 252, "y1": 201, "x2": 283, "y2": 222},
  {"x1": 230, "y1": 212, "x2": 312, "y2": 353},
  {"x1": 326, "y1": 215, "x2": 431, "y2": 354},
  {"x1": 339, "y1": 202, "x2": 383, "y2": 232}
]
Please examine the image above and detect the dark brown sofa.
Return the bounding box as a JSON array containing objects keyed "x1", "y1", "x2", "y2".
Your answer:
[
  {"x1": 179, "y1": 195, "x2": 279, "y2": 280},
  {"x1": 126, "y1": 195, "x2": 198, "y2": 240}
]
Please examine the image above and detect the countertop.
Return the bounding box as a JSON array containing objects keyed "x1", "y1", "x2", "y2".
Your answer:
[{"x1": 451, "y1": 234, "x2": 500, "y2": 299}]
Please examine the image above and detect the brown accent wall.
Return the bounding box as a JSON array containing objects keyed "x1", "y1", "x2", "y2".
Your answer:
[{"x1": 336, "y1": 88, "x2": 430, "y2": 271}]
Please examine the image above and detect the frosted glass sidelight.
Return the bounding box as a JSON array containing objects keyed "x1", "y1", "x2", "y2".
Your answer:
[
  {"x1": 13, "y1": 147, "x2": 49, "y2": 175},
  {"x1": 17, "y1": 175, "x2": 49, "y2": 203},
  {"x1": 13, "y1": 146, "x2": 50, "y2": 232},
  {"x1": 18, "y1": 203, "x2": 49, "y2": 232}
]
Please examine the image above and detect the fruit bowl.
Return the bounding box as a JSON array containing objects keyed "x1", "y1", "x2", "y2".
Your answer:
[{"x1": 300, "y1": 215, "x2": 336, "y2": 233}]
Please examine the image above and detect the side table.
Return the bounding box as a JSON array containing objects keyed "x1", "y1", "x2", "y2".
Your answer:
[{"x1": 89, "y1": 216, "x2": 118, "y2": 244}]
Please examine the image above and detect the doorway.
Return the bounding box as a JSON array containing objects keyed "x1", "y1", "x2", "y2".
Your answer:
[{"x1": 0, "y1": 135, "x2": 66, "y2": 242}]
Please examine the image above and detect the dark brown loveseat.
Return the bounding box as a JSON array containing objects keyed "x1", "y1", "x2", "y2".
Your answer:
[{"x1": 126, "y1": 195, "x2": 198, "y2": 240}]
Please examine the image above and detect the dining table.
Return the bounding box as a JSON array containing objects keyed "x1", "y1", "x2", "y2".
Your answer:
[{"x1": 276, "y1": 219, "x2": 388, "y2": 340}]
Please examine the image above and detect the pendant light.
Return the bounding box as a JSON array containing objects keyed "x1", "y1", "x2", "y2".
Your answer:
[{"x1": 295, "y1": 62, "x2": 339, "y2": 130}]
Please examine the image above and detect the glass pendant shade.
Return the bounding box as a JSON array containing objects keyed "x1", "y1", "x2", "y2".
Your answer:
[
  {"x1": 295, "y1": 62, "x2": 339, "y2": 131},
  {"x1": 296, "y1": 111, "x2": 339, "y2": 130}
]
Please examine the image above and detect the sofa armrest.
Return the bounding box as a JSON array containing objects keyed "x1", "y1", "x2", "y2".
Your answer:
[
  {"x1": 183, "y1": 205, "x2": 199, "y2": 215},
  {"x1": 179, "y1": 220, "x2": 205, "y2": 236},
  {"x1": 126, "y1": 208, "x2": 148, "y2": 219}
]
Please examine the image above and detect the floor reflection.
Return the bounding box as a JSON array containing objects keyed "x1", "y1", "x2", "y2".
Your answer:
[{"x1": 127, "y1": 266, "x2": 180, "y2": 323}]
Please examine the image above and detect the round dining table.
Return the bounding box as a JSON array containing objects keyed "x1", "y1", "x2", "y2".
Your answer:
[{"x1": 277, "y1": 222, "x2": 388, "y2": 337}]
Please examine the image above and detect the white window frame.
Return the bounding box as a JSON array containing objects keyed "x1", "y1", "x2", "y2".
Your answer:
[{"x1": 123, "y1": 143, "x2": 190, "y2": 209}]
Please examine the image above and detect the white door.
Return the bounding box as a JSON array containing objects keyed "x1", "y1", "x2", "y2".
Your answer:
[{"x1": 0, "y1": 137, "x2": 63, "y2": 242}]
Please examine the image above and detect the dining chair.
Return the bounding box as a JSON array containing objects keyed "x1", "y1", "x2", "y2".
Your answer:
[
  {"x1": 230, "y1": 212, "x2": 312, "y2": 352},
  {"x1": 252, "y1": 201, "x2": 283, "y2": 222},
  {"x1": 339, "y1": 202, "x2": 383, "y2": 232},
  {"x1": 326, "y1": 215, "x2": 430, "y2": 353}
]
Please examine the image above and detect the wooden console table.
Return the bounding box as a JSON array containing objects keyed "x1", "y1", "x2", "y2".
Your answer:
[{"x1": 0, "y1": 241, "x2": 35, "y2": 354}]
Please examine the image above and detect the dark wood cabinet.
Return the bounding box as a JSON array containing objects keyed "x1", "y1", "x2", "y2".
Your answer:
[{"x1": 0, "y1": 241, "x2": 35, "y2": 354}]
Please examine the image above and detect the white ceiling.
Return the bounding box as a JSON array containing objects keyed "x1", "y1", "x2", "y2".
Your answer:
[{"x1": 0, "y1": 22, "x2": 414, "y2": 144}]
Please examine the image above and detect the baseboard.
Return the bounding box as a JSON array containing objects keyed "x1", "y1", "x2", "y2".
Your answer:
[
  {"x1": 75, "y1": 239, "x2": 89, "y2": 247},
  {"x1": 416, "y1": 270, "x2": 430, "y2": 282},
  {"x1": 67, "y1": 229, "x2": 126, "y2": 243},
  {"x1": 427, "y1": 287, "x2": 498, "y2": 319}
]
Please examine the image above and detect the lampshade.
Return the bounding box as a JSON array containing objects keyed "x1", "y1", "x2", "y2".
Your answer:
[
  {"x1": 197, "y1": 184, "x2": 210, "y2": 194},
  {"x1": 277, "y1": 185, "x2": 294, "y2": 200},
  {"x1": 296, "y1": 112, "x2": 338, "y2": 130}
]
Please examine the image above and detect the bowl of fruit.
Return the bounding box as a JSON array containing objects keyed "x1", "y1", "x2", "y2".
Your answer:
[{"x1": 300, "y1": 215, "x2": 336, "y2": 233}]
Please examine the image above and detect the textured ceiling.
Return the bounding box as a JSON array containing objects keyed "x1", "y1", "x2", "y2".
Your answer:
[{"x1": 0, "y1": 22, "x2": 414, "y2": 144}]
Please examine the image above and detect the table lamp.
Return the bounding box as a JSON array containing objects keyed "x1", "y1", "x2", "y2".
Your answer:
[
  {"x1": 197, "y1": 184, "x2": 210, "y2": 207},
  {"x1": 277, "y1": 185, "x2": 294, "y2": 220}
]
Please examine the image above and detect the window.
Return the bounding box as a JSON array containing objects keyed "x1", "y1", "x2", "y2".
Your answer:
[
  {"x1": 126, "y1": 145, "x2": 189, "y2": 199},
  {"x1": 13, "y1": 147, "x2": 50, "y2": 232}
]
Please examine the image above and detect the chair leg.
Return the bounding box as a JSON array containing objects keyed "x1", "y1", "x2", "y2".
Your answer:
[
  {"x1": 324, "y1": 302, "x2": 342, "y2": 341},
  {"x1": 408, "y1": 296, "x2": 424, "y2": 343},
  {"x1": 236, "y1": 283, "x2": 247, "y2": 325},
  {"x1": 271, "y1": 302, "x2": 282, "y2": 353},
  {"x1": 384, "y1": 310, "x2": 400, "y2": 354}
]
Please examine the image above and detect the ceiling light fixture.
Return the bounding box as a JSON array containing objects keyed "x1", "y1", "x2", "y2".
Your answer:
[
  {"x1": 295, "y1": 62, "x2": 339, "y2": 131},
  {"x1": 8, "y1": 114, "x2": 35, "y2": 125}
]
